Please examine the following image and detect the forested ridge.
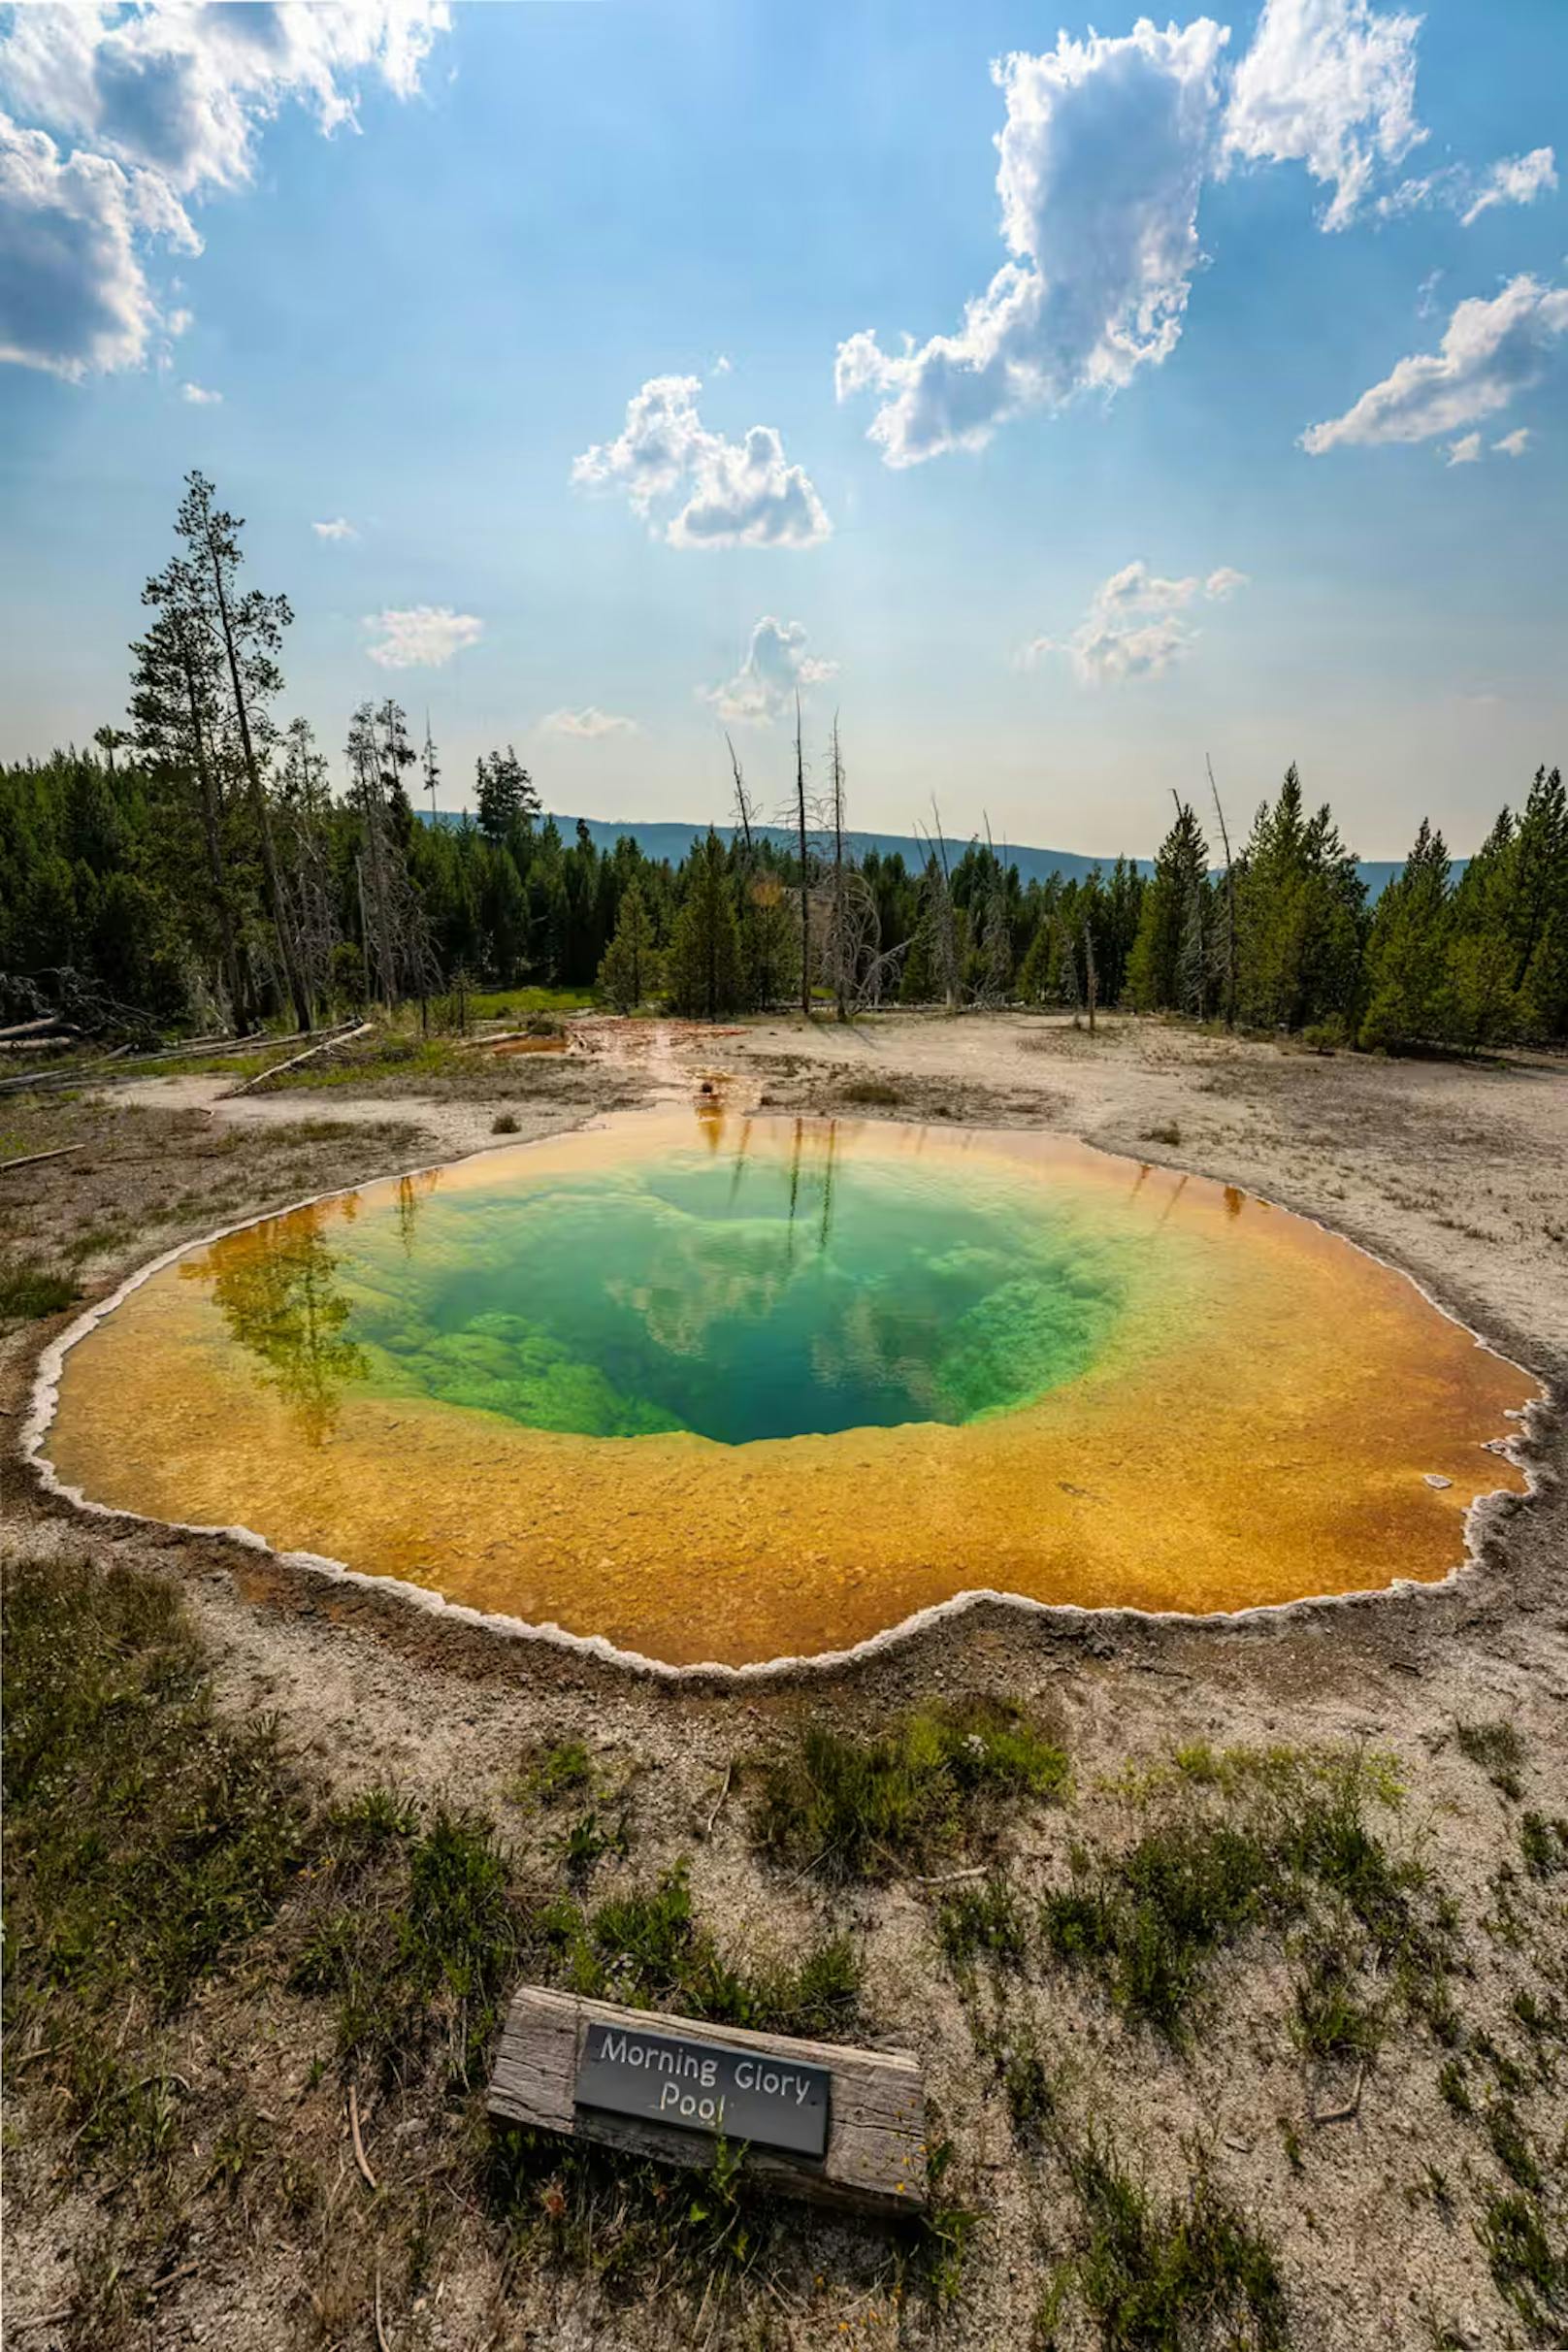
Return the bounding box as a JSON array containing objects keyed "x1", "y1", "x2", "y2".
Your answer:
[{"x1": 3, "y1": 473, "x2": 1565, "y2": 1053}]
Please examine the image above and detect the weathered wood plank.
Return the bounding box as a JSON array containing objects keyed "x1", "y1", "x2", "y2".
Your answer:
[{"x1": 488, "y1": 1986, "x2": 927, "y2": 2214}]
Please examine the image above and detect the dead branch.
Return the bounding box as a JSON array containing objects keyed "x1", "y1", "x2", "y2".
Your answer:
[{"x1": 348, "y1": 2081, "x2": 377, "y2": 2189}]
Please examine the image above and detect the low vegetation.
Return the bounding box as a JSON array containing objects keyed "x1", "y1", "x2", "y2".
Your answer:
[{"x1": 750, "y1": 1702, "x2": 1070, "y2": 1880}]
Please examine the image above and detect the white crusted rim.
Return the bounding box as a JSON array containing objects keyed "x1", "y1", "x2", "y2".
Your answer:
[{"x1": 20, "y1": 1114, "x2": 1556, "y2": 1684}]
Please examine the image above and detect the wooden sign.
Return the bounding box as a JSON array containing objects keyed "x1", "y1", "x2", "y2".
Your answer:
[{"x1": 489, "y1": 1985, "x2": 927, "y2": 2213}]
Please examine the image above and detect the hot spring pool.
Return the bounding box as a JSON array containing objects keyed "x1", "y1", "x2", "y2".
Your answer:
[{"x1": 39, "y1": 1111, "x2": 1536, "y2": 1667}]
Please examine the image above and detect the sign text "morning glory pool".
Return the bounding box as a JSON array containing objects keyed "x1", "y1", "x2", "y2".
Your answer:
[{"x1": 573, "y1": 2020, "x2": 832, "y2": 2158}]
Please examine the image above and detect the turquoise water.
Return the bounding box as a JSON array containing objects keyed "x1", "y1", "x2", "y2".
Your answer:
[{"x1": 197, "y1": 1128, "x2": 1134, "y2": 1445}]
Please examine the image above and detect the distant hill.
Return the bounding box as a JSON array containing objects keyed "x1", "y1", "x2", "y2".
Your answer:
[{"x1": 435, "y1": 811, "x2": 1417, "y2": 900}]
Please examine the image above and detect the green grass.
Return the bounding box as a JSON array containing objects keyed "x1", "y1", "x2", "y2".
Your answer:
[
  {"x1": 509, "y1": 1736, "x2": 595, "y2": 1806},
  {"x1": 1041, "y1": 1747, "x2": 1445, "y2": 2042},
  {"x1": 539, "y1": 1863, "x2": 860, "y2": 2039},
  {"x1": 1291, "y1": 1923, "x2": 1384, "y2": 2063},
  {"x1": 1519, "y1": 1812, "x2": 1567, "y2": 1878},
  {"x1": 939, "y1": 1874, "x2": 1031, "y2": 1972},
  {"x1": 288, "y1": 1800, "x2": 528, "y2": 2091},
  {"x1": 1454, "y1": 1720, "x2": 1526, "y2": 1801},
  {"x1": 751, "y1": 1702, "x2": 1070, "y2": 1881},
  {"x1": 0, "y1": 1255, "x2": 80, "y2": 1319},
  {"x1": 1043, "y1": 2139, "x2": 1288, "y2": 2351},
  {"x1": 2, "y1": 1552, "x2": 308, "y2": 2030},
  {"x1": 1477, "y1": 2191, "x2": 1567, "y2": 2335}
]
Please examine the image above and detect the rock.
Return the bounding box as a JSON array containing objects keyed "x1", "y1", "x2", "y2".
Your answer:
[{"x1": 1423, "y1": 1473, "x2": 1453, "y2": 1489}]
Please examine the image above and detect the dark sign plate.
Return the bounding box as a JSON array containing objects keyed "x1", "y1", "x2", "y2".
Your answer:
[{"x1": 574, "y1": 2020, "x2": 832, "y2": 2158}]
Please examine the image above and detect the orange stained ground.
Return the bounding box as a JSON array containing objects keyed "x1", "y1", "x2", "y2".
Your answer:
[{"x1": 45, "y1": 1115, "x2": 1537, "y2": 1668}]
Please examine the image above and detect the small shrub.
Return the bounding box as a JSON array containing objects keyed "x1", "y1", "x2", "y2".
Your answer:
[
  {"x1": 1139, "y1": 1121, "x2": 1182, "y2": 1148},
  {"x1": 751, "y1": 1703, "x2": 1068, "y2": 1882},
  {"x1": 1292, "y1": 1926, "x2": 1382, "y2": 2063},
  {"x1": 1300, "y1": 1015, "x2": 1347, "y2": 1055},
  {"x1": 511, "y1": 1737, "x2": 595, "y2": 1807},
  {"x1": 492, "y1": 1111, "x2": 521, "y2": 1135},
  {"x1": 1455, "y1": 1719, "x2": 1525, "y2": 1800},
  {"x1": 938, "y1": 1874, "x2": 1030, "y2": 1972}
]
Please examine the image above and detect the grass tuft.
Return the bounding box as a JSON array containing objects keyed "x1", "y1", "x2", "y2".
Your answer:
[
  {"x1": 539, "y1": 1862, "x2": 859, "y2": 2039},
  {"x1": 1046, "y1": 2138, "x2": 1288, "y2": 2351},
  {"x1": 1455, "y1": 1720, "x2": 1525, "y2": 1801},
  {"x1": 751, "y1": 1703, "x2": 1069, "y2": 1882},
  {"x1": 0, "y1": 1255, "x2": 80, "y2": 1319}
]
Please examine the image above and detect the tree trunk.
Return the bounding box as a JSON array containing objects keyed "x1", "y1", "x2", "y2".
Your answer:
[
  {"x1": 796, "y1": 696, "x2": 811, "y2": 1019},
  {"x1": 206, "y1": 532, "x2": 313, "y2": 1031},
  {"x1": 180, "y1": 646, "x2": 249, "y2": 1031}
]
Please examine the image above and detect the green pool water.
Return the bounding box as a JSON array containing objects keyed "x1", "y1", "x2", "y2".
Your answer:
[{"x1": 198, "y1": 1125, "x2": 1145, "y2": 1446}]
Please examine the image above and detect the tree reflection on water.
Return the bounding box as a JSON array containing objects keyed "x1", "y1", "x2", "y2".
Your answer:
[{"x1": 183, "y1": 1203, "x2": 368, "y2": 1444}]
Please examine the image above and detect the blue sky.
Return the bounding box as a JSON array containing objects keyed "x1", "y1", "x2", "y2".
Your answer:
[{"x1": 1, "y1": 0, "x2": 1564, "y2": 858}]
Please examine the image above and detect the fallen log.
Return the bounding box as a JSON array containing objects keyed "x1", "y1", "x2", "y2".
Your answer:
[
  {"x1": 224, "y1": 1021, "x2": 372, "y2": 1096},
  {"x1": 0, "y1": 1145, "x2": 82, "y2": 1176}
]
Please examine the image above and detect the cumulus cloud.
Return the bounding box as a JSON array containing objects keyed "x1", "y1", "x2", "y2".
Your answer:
[
  {"x1": 1023, "y1": 560, "x2": 1246, "y2": 687},
  {"x1": 1493, "y1": 426, "x2": 1531, "y2": 457},
  {"x1": 364, "y1": 605, "x2": 482, "y2": 670},
  {"x1": 539, "y1": 706, "x2": 638, "y2": 739},
  {"x1": 1302, "y1": 275, "x2": 1568, "y2": 452},
  {"x1": 311, "y1": 515, "x2": 358, "y2": 540},
  {"x1": 1445, "y1": 432, "x2": 1482, "y2": 465},
  {"x1": 835, "y1": 18, "x2": 1229, "y2": 468},
  {"x1": 180, "y1": 376, "x2": 218, "y2": 402},
  {"x1": 700, "y1": 617, "x2": 837, "y2": 725},
  {"x1": 572, "y1": 374, "x2": 830, "y2": 548},
  {"x1": 0, "y1": 3, "x2": 450, "y2": 377},
  {"x1": 1223, "y1": 0, "x2": 1423, "y2": 231},
  {"x1": 0, "y1": 111, "x2": 198, "y2": 376}
]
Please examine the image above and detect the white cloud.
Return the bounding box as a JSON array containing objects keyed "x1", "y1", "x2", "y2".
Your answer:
[
  {"x1": 180, "y1": 377, "x2": 219, "y2": 403},
  {"x1": 1493, "y1": 426, "x2": 1531, "y2": 457},
  {"x1": 700, "y1": 616, "x2": 837, "y2": 725},
  {"x1": 1381, "y1": 144, "x2": 1558, "y2": 226},
  {"x1": 0, "y1": 3, "x2": 451, "y2": 378},
  {"x1": 0, "y1": 111, "x2": 197, "y2": 376},
  {"x1": 1023, "y1": 560, "x2": 1246, "y2": 687},
  {"x1": 712, "y1": 352, "x2": 732, "y2": 375},
  {"x1": 539, "y1": 706, "x2": 638, "y2": 739},
  {"x1": 1445, "y1": 432, "x2": 1482, "y2": 465},
  {"x1": 312, "y1": 515, "x2": 358, "y2": 540},
  {"x1": 836, "y1": 18, "x2": 1228, "y2": 468},
  {"x1": 1302, "y1": 275, "x2": 1568, "y2": 452},
  {"x1": 1223, "y1": 0, "x2": 1423, "y2": 232},
  {"x1": 1460, "y1": 145, "x2": 1557, "y2": 227},
  {"x1": 364, "y1": 605, "x2": 483, "y2": 670},
  {"x1": 572, "y1": 374, "x2": 830, "y2": 548}
]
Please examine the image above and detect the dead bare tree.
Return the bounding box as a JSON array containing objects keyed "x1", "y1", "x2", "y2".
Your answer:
[
  {"x1": 1083, "y1": 916, "x2": 1098, "y2": 1035},
  {"x1": 1207, "y1": 751, "x2": 1238, "y2": 1031},
  {"x1": 794, "y1": 695, "x2": 812, "y2": 1017}
]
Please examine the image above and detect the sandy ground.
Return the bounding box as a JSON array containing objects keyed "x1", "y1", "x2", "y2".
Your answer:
[{"x1": 3, "y1": 1012, "x2": 1565, "y2": 2351}]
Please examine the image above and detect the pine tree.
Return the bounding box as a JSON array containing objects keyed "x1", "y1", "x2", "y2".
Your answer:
[
  {"x1": 1358, "y1": 819, "x2": 1453, "y2": 1051},
  {"x1": 667, "y1": 830, "x2": 741, "y2": 1020},
  {"x1": 1127, "y1": 800, "x2": 1208, "y2": 1011},
  {"x1": 475, "y1": 745, "x2": 539, "y2": 845},
  {"x1": 597, "y1": 882, "x2": 657, "y2": 1011},
  {"x1": 172, "y1": 471, "x2": 312, "y2": 1031}
]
